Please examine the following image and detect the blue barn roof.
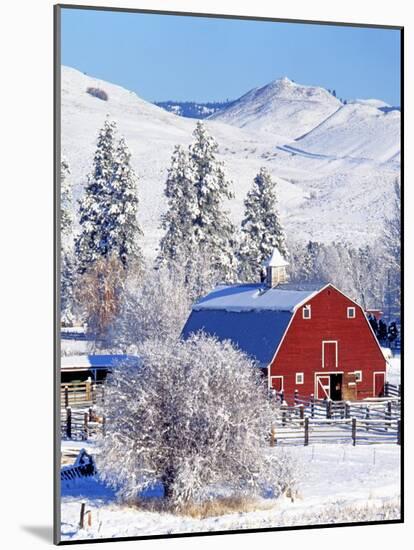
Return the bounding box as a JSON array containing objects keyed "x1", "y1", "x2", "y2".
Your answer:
[{"x1": 181, "y1": 283, "x2": 324, "y2": 367}]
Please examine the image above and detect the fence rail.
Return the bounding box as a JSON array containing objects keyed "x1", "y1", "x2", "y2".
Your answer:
[
  {"x1": 270, "y1": 416, "x2": 400, "y2": 446},
  {"x1": 61, "y1": 379, "x2": 105, "y2": 408}
]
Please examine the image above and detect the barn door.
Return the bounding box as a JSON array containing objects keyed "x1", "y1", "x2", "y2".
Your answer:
[
  {"x1": 323, "y1": 341, "x2": 338, "y2": 369},
  {"x1": 374, "y1": 372, "x2": 385, "y2": 397},
  {"x1": 316, "y1": 375, "x2": 330, "y2": 399}
]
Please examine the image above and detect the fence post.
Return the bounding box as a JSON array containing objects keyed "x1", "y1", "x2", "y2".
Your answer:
[
  {"x1": 384, "y1": 381, "x2": 389, "y2": 398},
  {"x1": 270, "y1": 427, "x2": 276, "y2": 447},
  {"x1": 352, "y1": 417, "x2": 356, "y2": 446},
  {"x1": 294, "y1": 389, "x2": 299, "y2": 406},
  {"x1": 310, "y1": 394, "x2": 315, "y2": 419},
  {"x1": 365, "y1": 406, "x2": 370, "y2": 431},
  {"x1": 326, "y1": 399, "x2": 332, "y2": 419},
  {"x1": 79, "y1": 502, "x2": 86, "y2": 529},
  {"x1": 86, "y1": 377, "x2": 92, "y2": 402},
  {"x1": 92, "y1": 383, "x2": 97, "y2": 405},
  {"x1": 299, "y1": 404, "x2": 304, "y2": 425},
  {"x1": 89, "y1": 407, "x2": 94, "y2": 422},
  {"x1": 280, "y1": 389, "x2": 285, "y2": 404},
  {"x1": 345, "y1": 401, "x2": 350, "y2": 419},
  {"x1": 304, "y1": 416, "x2": 309, "y2": 446},
  {"x1": 64, "y1": 385, "x2": 69, "y2": 409},
  {"x1": 386, "y1": 401, "x2": 392, "y2": 431},
  {"x1": 397, "y1": 420, "x2": 401, "y2": 445},
  {"x1": 281, "y1": 404, "x2": 287, "y2": 427},
  {"x1": 83, "y1": 412, "x2": 89, "y2": 440},
  {"x1": 66, "y1": 407, "x2": 72, "y2": 439}
]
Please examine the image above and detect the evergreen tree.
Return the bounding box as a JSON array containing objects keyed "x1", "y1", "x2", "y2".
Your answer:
[
  {"x1": 75, "y1": 119, "x2": 142, "y2": 273},
  {"x1": 189, "y1": 122, "x2": 238, "y2": 281},
  {"x1": 108, "y1": 136, "x2": 142, "y2": 268},
  {"x1": 239, "y1": 167, "x2": 289, "y2": 281},
  {"x1": 60, "y1": 157, "x2": 76, "y2": 325},
  {"x1": 157, "y1": 145, "x2": 197, "y2": 266},
  {"x1": 76, "y1": 118, "x2": 117, "y2": 273}
]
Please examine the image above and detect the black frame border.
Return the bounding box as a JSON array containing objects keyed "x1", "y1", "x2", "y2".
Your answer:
[{"x1": 53, "y1": 3, "x2": 404, "y2": 545}]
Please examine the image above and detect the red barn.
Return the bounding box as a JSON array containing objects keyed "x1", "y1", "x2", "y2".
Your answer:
[{"x1": 182, "y1": 249, "x2": 386, "y2": 403}]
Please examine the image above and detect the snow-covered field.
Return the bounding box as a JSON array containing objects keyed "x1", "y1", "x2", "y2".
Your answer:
[
  {"x1": 60, "y1": 444, "x2": 400, "y2": 541},
  {"x1": 62, "y1": 67, "x2": 400, "y2": 259}
]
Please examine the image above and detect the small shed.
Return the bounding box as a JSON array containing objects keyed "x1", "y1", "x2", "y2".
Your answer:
[{"x1": 60, "y1": 354, "x2": 140, "y2": 383}]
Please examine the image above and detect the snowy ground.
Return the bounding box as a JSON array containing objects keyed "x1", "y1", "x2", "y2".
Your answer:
[{"x1": 60, "y1": 443, "x2": 400, "y2": 541}]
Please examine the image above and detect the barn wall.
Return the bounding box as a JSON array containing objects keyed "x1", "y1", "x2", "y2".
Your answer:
[{"x1": 269, "y1": 286, "x2": 386, "y2": 403}]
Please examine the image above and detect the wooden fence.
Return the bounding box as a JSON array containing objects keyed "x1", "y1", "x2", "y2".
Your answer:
[
  {"x1": 61, "y1": 406, "x2": 105, "y2": 441},
  {"x1": 270, "y1": 416, "x2": 400, "y2": 446},
  {"x1": 60, "y1": 379, "x2": 105, "y2": 408},
  {"x1": 272, "y1": 389, "x2": 401, "y2": 421}
]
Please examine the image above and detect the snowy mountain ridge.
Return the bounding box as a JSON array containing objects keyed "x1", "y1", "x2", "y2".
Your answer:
[
  {"x1": 61, "y1": 66, "x2": 400, "y2": 259},
  {"x1": 209, "y1": 76, "x2": 343, "y2": 139}
]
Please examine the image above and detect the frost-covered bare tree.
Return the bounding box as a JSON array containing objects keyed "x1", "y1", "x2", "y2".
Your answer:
[
  {"x1": 109, "y1": 263, "x2": 191, "y2": 352},
  {"x1": 382, "y1": 179, "x2": 401, "y2": 320},
  {"x1": 76, "y1": 253, "x2": 127, "y2": 346},
  {"x1": 97, "y1": 333, "x2": 296, "y2": 509}
]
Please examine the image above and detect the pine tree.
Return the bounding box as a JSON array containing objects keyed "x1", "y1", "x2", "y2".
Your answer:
[
  {"x1": 158, "y1": 123, "x2": 238, "y2": 284},
  {"x1": 60, "y1": 157, "x2": 76, "y2": 325},
  {"x1": 239, "y1": 167, "x2": 288, "y2": 282},
  {"x1": 157, "y1": 145, "x2": 197, "y2": 266},
  {"x1": 75, "y1": 119, "x2": 142, "y2": 273},
  {"x1": 76, "y1": 118, "x2": 117, "y2": 273},
  {"x1": 108, "y1": 136, "x2": 143, "y2": 268},
  {"x1": 189, "y1": 122, "x2": 238, "y2": 281}
]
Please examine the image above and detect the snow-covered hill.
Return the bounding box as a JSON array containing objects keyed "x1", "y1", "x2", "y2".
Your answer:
[
  {"x1": 61, "y1": 67, "x2": 400, "y2": 259},
  {"x1": 294, "y1": 100, "x2": 400, "y2": 163},
  {"x1": 209, "y1": 77, "x2": 342, "y2": 140}
]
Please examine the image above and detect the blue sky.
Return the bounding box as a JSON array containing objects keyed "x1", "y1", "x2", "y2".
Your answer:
[{"x1": 61, "y1": 8, "x2": 401, "y2": 106}]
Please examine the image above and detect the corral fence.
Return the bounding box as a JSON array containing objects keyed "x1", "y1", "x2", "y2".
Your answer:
[
  {"x1": 270, "y1": 416, "x2": 400, "y2": 447},
  {"x1": 61, "y1": 379, "x2": 105, "y2": 409},
  {"x1": 272, "y1": 387, "x2": 401, "y2": 421},
  {"x1": 61, "y1": 406, "x2": 105, "y2": 441}
]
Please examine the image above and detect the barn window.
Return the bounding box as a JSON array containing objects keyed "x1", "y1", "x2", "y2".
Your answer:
[
  {"x1": 347, "y1": 307, "x2": 356, "y2": 319},
  {"x1": 302, "y1": 305, "x2": 311, "y2": 319},
  {"x1": 354, "y1": 371, "x2": 362, "y2": 382},
  {"x1": 296, "y1": 372, "x2": 304, "y2": 384}
]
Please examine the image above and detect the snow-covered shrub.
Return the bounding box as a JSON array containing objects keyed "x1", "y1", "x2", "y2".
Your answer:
[
  {"x1": 86, "y1": 87, "x2": 108, "y2": 101},
  {"x1": 97, "y1": 333, "x2": 295, "y2": 509}
]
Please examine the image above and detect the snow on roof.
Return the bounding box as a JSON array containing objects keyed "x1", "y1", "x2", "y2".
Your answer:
[
  {"x1": 182, "y1": 283, "x2": 326, "y2": 365},
  {"x1": 263, "y1": 248, "x2": 289, "y2": 268},
  {"x1": 181, "y1": 309, "x2": 292, "y2": 366},
  {"x1": 61, "y1": 354, "x2": 140, "y2": 370},
  {"x1": 193, "y1": 283, "x2": 320, "y2": 313}
]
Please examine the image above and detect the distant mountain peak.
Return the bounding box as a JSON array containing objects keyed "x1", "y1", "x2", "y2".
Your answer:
[{"x1": 210, "y1": 77, "x2": 341, "y2": 139}]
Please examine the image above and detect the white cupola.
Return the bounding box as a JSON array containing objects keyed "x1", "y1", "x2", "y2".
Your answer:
[{"x1": 263, "y1": 248, "x2": 289, "y2": 287}]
